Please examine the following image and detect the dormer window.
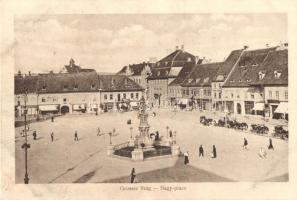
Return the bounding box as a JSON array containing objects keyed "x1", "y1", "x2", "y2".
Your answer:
[
  {"x1": 74, "y1": 84, "x2": 78, "y2": 90},
  {"x1": 252, "y1": 63, "x2": 258, "y2": 67},
  {"x1": 64, "y1": 84, "x2": 68, "y2": 89},
  {"x1": 196, "y1": 78, "x2": 200, "y2": 83},
  {"x1": 274, "y1": 70, "x2": 282, "y2": 79},
  {"x1": 42, "y1": 85, "x2": 47, "y2": 90},
  {"x1": 246, "y1": 79, "x2": 251, "y2": 82},
  {"x1": 188, "y1": 78, "x2": 193, "y2": 83},
  {"x1": 238, "y1": 79, "x2": 242, "y2": 82},
  {"x1": 157, "y1": 71, "x2": 161, "y2": 76},
  {"x1": 187, "y1": 57, "x2": 192, "y2": 62},
  {"x1": 258, "y1": 71, "x2": 265, "y2": 80},
  {"x1": 203, "y1": 77, "x2": 209, "y2": 83},
  {"x1": 91, "y1": 84, "x2": 95, "y2": 89},
  {"x1": 216, "y1": 75, "x2": 224, "y2": 81},
  {"x1": 165, "y1": 61, "x2": 168, "y2": 66}
]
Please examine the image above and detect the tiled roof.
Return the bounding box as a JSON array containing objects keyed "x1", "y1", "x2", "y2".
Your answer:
[
  {"x1": 98, "y1": 75, "x2": 144, "y2": 91},
  {"x1": 37, "y1": 72, "x2": 100, "y2": 93},
  {"x1": 15, "y1": 75, "x2": 38, "y2": 94},
  {"x1": 155, "y1": 49, "x2": 196, "y2": 68},
  {"x1": 181, "y1": 62, "x2": 222, "y2": 87},
  {"x1": 250, "y1": 49, "x2": 288, "y2": 85},
  {"x1": 168, "y1": 63, "x2": 196, "y2": 86},
  {"x1": 213, "y1": 49, "x2": 243, "y2": 82},
  {"x1": 117, "y1": 62, "x2": 154, "y2": 76},
  {"x1": 223, "y1": 47, "x2": 278, "y2": 87}
]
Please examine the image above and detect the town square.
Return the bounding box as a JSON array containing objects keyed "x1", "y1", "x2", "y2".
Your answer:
[{"x1": 13, "y1": 14, "x2": 288, "y2": 184}]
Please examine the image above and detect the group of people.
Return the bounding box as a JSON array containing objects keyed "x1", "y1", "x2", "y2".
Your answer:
[
  {"x1": 184, "y1": 145, "x2": 217, "y2": 165},
  {"x1": 242, "y1": 137, "x2": 274, "y2": 159}
]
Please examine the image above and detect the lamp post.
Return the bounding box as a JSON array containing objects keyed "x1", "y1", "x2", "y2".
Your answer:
[
  {"x1": 108, "y1": 132, "x2": 112, "y2": 145},
  {"x1": 130, "y1": 126, "x2": 133, "y2": 139},
  {"x1": 22, "y1": 90, "x2": 30, "y2": 184},
  {"x1": 166, "y1": 126, "x2": 169, "y2": 138}
]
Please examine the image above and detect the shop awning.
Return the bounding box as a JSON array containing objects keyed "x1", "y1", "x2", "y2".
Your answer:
[
  {"x1": 73, "y1": 104, "x2": 85, "y2": 110},
  {"x1": 252, "y1": 103, "x2": 264, "y2": 111},
  {"x1": 179, "y1": 98, "x2": 188, "y2": 105},
  {"x1": 91, "y1": 104, "x2": 98, "y2": 109},
  {"x1": 274, "y1": 102, "x2": 288, "y2": 114},
  {"x1": 39, "y1": 105, "x2": 58, "y2": 111}
]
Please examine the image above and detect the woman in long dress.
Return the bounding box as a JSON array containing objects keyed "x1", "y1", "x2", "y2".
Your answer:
[
  {"x1": 211, "y1": 145, "x2": 217, "y2": 158},
  {"x1": 184, "y1": 151, "x2": 189, "y2": 165},
  {"x1": 130, "y1": 168, "x2": 136, "y2": 183}
]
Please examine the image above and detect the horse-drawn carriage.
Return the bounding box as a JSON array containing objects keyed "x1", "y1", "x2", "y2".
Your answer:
[
  {"x1": 200, "y1": 116, "x2": 213, "y2": 126},
  {"x1": 273, "y1": 125, "x2": 288, "y2": 140},
  {"x1": 251, "y1": 124, "x2": 269, "y2": 134},
  {"x1": 226, "y1": 120, "x2": 248, "y2": 130}
]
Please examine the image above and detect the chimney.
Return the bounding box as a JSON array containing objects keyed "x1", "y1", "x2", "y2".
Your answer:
[
  {"x1": 18, "y1": 70, "x2": 21, "y2": 76},
  {"x1": 266, "y1": 44, "x2": 269, "y2": 47},
  {"x1": 181, "y1": 44, "x2": 184, "y2": 51},
  {"x1": 284, "y1": 43, "x2": 288, "y2": 47},
  {"x1": 243, "y1": 45, "x2": 249, "y2": 50},
  {"x1": 175, "y1": 45, "x2": 179, "y2": 50},
  {"x1": 28, "y1": 71, "x2": 31, "y2": 76}
]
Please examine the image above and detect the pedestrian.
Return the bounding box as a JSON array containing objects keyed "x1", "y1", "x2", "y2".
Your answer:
[
  {"x1": 259, "y1": 147, "x2": 267, "y2": 158},
  {"x1": 51, "y1": 132, "x2": 54, "y2": 142},
  {"x1": 268, "y1": 138, "x2": 274, "y2": 150},
  {"x1": 184, "y1": 151, "x2": 189, "y2": 165},
  {"x1": 169, "y1": 130, "x2": 173, "y2": 138},
  {"x1": 242, "y1": 138, "x2": 248, "y2": 150},
  {"x1": 199, "y1": 145, "x2": 204, "y2": 157},
  {"x1": 155, "y1": 131, "x2": 159, "y2": 141},
  {"x1": 97, "y1": 127, "x2": 101, "y2": 136},
  {"x1": 74, "y1": 131, "x2": 79, "y2": 141},
  {"x1": 211, "y1": 145, "x2": 217, "y2": 158},
  {"x1": 51, "y1": 116, "x2": 54, "y2": 122},
  {"x1": 130, "y1": 168, "x2": 136, "y2": 183},
  {"x1": 33, "y1": 131, "x2": 37, "y2": 140}
]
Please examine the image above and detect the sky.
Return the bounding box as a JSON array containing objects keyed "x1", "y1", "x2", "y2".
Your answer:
[{"x1": 14, "y1": 14, "x2": 287, "y2": 74}]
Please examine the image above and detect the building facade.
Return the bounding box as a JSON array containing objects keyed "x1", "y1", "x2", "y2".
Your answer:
[
  {"x1": 147, "y1": 46, "x2": 202, "y2": 108},
  {"x1": 15, "y1": 72, "x2": 144, "y2": 116}
]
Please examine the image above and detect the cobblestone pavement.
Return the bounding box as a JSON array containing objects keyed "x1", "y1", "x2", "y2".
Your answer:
[{"x1": 15, "y1": 110, "x2": 288, "y2": 183}]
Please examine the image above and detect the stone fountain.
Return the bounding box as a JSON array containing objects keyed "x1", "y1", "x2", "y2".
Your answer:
[{"x1": 109, "y1": 96, "x2": 180, "y2": 161}]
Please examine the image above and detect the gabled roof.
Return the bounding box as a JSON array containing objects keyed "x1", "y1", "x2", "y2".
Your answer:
[
  {"x1": 213, "y1": 49, "x2": 243, "y2": 82},
  {"x1": 98, "y1": 75, "x2": 144, "y2": 92},
  {"x1": 157, "y1": 50, "x2": 196, "y2": 67},
  {"x1": 223, "y1": 47, "x2": 278, "y2": 87},
  {"x1": 117, "y1": 62, "x2": 153, "y2": 76},
  {"x1": 168, "y1": 63, "x2": 196, "y2": 86},
  {"x1": 37, "y1": 72, "x2": 99, "y2": 93},
  {"x1": 181, "y1": 62, "x2": 221, "y2": 87},
  {"x1": 250, "y1": 49, "x2": 288, "y2": 86},
  {"x1": 148, "y1": 62, "x2": 195, "y2": 80},
  {"x1": 15, "y1": 75, "x2": 38, "y2": 94}
]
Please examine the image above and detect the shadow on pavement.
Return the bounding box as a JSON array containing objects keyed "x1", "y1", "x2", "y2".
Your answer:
[
  {"x1": 73, "y1": 170, "x2": 97, "y2": 183},
  {"x1": 101, "y1": 156, "x2": 234, "y2": 183}
]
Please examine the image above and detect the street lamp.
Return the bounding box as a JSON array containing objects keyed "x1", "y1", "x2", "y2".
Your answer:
[
  {"x1": 166, "y1": 126, "x2": 169, "y2": 138},
  {"x1": 22, "y1": 90, "x2": 30, "y2": 184},
  {"x1": 108, "y1": 132, "x2": 112, "y2": 145},
  {"x1": 130, "y1": 126, "x2": 133, "y2": 139}
]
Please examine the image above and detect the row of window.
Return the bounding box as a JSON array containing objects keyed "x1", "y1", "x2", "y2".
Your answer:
[
  {"x1": 104, "y1": 93, "x2": 140, "y2": 101},
  {"x1": 268, "y1": 90, "x2": 288, "y2": 100},
  {"x1": 40, "y1": 97, "x2": 98, "y2": 103},
  {"x1": 181, "y1": 89, "x2": 211, "y2": 96},
  {"x1": 41, "y1": 84, "x2": 96, "y2": 90}
]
